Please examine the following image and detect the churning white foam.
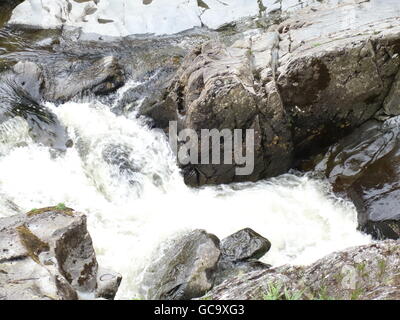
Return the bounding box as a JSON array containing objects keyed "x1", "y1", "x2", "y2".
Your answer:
[{"x1": 0, "y1": 100, "x2": 371, "y2": 299}]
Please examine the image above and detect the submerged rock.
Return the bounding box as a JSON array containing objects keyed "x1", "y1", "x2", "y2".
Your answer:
[
  {"x1": 0, "y1": 207, "x2": 121, "y2": 300},
  {"x1": 311, "y1": 117, "x2": 400, "y2": 240},
  {"x1": 141, "y1": 230, "x2": 220, "y2": 300},
  {"x1": 152, "y1": 0, "x2": 400, "y2": 186},
  {"x1": 204, "y1": 240, "x2": 400, "y2": 300}
]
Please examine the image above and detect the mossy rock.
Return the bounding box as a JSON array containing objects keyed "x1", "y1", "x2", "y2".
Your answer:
[
  {"x1": 27, "y1": 204, "x2": 75, "y2": 217},
  {"x1": 16, "y1": 224, "x2": 50, "y2": 264}
]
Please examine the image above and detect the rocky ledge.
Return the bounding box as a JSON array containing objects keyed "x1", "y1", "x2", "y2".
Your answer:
[
  {"x1": 0, "y1": 207, "x2": 121, "y2": 300},
  {"x1": 204, "y1": 240, "x2": 400, "y2": 300}
]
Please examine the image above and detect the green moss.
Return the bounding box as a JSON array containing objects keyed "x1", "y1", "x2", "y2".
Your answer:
[
  {"x1": 16, "y1": 225, "x2": 50, "y2": 264},
  {"x1": 27, "y1": 204, "x2": 75, "y2": 217}
]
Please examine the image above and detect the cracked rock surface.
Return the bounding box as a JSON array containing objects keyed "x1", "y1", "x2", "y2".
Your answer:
[
  {"x1": 153, "y1": 0, "x2": 400, "y2": 186},
  {"x1": 0, "y1": 207, "x2": 121, "y2": 300},
  {"x1": 203, "y1": 240, "x2": 400, "y2": 300}
]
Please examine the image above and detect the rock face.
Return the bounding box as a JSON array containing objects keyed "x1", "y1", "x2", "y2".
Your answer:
[
  {"x1": 141, "y1": 230, "x2": 221, "y2": 300},
  {"x1": 7, "y1": 0, "x2": 269, "y2": 37},
  {"x1": 152, "y1": 0, "x2": 400, "y2": 186},
  {"x1": 311, "y1": 116, "x2": 400, "y2": 240},
  {"x1": 0, "y1": 207, "x2": 121, "y2": 300},
  {"x1": 141, "y1": 228, "x2": 271, "y2": 300},
  {"x1": 204, "y1": 240, "x2": 400, "y2": 300}
]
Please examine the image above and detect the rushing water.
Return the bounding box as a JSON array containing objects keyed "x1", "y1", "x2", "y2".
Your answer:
[{"x1": 0, "y1": 80, "x2": 371, "y2": 299}]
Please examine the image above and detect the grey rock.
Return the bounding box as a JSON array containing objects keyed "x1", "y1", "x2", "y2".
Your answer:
[
  {"x1": 0, "y1": 207, "x2": 121, "y2": 300},
  {"x1": 204, "y1": 240, "x2": 400, "y2": 300},
  {"x1": 383, "y1": 69, "x2": 400, "y2": 116},
  {"x1": 43, "y1": 56, "x2": 125, "y2": 102},
  {"x1": 311, "y1": 116, "x2": 400, "y2": 240},
  {"x1": 221, "y1": 228, "x2": 271, "y2": 261},
  {"x1": 215, "y1": 228, "x2": 271, "y2": 286},
  {"x1": 141, "y1": 230, "x2": 220, "y2": 300},
  {"x1": 152, "y1": 0, "x2": 400, "y2": 186},
  {"x1": 0, "y1": 61, "x2": 69, "y2": 151}
]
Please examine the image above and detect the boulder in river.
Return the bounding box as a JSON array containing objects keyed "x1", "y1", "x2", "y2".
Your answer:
[
  {"x1": 141, "y1": 230, "x2": 221, "y2": 300},
  {"x1": 215, "y1": 228, "x2": 272, "y2": 286},
  {"x1": 0, "y1": 207, "x2": 121, "y2": 300},
  {"x1": 141, "y1": 228, "x2": 272, "y2": 299}
]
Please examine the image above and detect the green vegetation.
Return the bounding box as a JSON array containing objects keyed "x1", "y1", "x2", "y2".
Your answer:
[
  {"x1": 313, "y1": 286, "x2": 335, "y2": 300},
  {"x1": 350, "y1": 288, "x2": 364, "y2": 300},
  {"x1": 56, "y1": 203, "x2": 67, "y2": 210},
  {"x1": 378, "y1": 259, "x2": 386, "y2": 278},
  {"x1": 355, "y1": 262, "x2": 368, "y2": 278},
  {"x1": 263, "y1": 282, "x2": 304, "y2": 300},
  {"x1": 27, "y1": 203, "x2": 74, "y2": 217}
]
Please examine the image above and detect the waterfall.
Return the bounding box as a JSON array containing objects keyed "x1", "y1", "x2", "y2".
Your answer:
[{"x1": 0, "y1": 82, "x2": 371, "y2": 299}]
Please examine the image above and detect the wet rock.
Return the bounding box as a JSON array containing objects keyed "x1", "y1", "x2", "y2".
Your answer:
[
  {"x1": 43, "y1": 56, "x2": 125, "y2": 102},
  {"x1": 0, "y1": 65, "x2": 69, "y2": 150},
  {"x1": 383, "y1": 70, "x2": 400, "y2": 116},
  {"x1": 153, "y1": 0, "x2": 400, "y2": 186},
  {"x1": 220, "y1": 228, "x2": 271, "y2": 261},
  {"x1": 0, "y1": 207, "x2": 121, "y2": 300},
  {"x1": 204, "y1": 241, "x2": 400, "y2": 300},
  {"x1": 141, "y1": 230, "x2": 221, "y2": 300},
  {"x1": 312, "y1": 116, "x2": 400, "y2": 240},
  {"x1": 215, "y1": 228, "x2": 271, "y2": 286}
]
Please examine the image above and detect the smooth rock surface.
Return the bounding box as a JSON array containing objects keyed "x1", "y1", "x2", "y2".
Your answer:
[
  {"x1": 204, "y1": 240, "x2": 400, "y2": 300},
  {"x1": 311, "y1": 116, "x2": 400, "y2": 240},
  {"x1": 0, "y1": 208, "x2": 121, "y2": 300},
  {"x1": 220, "y1": 228, "x2": 271, "y2": 261},
  {"x1": 140, "y1": 229, "x2": 220, "y2": 300}
]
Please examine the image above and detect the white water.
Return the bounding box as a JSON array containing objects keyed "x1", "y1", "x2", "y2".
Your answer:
[{"x1": 0, "y1": 94, "x2": 371, "y2": 299}]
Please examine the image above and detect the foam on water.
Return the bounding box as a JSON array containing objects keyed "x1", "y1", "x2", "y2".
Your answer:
[{"x1": 0, "y1": 99, "x2": 371, "y2": 299}]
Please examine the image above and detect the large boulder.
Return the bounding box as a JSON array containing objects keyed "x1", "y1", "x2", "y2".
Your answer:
[
  {"x1": 310, "y1": 116, "x2": 400, "y2": 240},
  {"x1": 140, "y1": 230, "x2": 221, "y2": 300},
  {"x1": 215, "y1": 228, "x2": 271, "y2": 286},
  {"x1": 0, "y1": 207, "x2": 121, "y2": 300},
  {"x1": 204, "y1": 240, "x2": 400, "y2": 300},
  {"x1": 151, "y1": 0, "x2": 400, "y2": 186},
  {"x1": 141, "y1": 228, "x2": 272, "y2": 299}
]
